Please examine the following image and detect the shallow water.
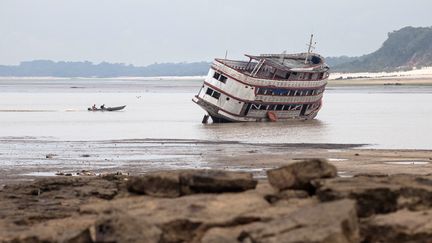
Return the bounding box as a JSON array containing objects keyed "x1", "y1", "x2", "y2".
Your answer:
[{"x1": 0, "y1": 78, "x2": 431, "y2": 149}]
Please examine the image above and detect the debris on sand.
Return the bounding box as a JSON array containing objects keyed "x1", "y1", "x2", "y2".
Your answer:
[{"x1": 45, "y1": 153, "x2": 57, "y2": 159}]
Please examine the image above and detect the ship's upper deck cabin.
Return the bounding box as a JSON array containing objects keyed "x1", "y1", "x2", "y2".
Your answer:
[{"x1": 215, "y1": 53, "x2": 329, "y2": 81}]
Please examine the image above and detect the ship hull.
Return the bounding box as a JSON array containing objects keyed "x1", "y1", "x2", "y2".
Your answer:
[{"x1": 193, "y1": 96, "x2": 319, "y2": 123}]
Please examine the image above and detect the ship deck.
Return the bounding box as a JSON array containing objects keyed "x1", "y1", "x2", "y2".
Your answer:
[{"x1": 215, "y1": 53, "x2": 328, "y2": 81}]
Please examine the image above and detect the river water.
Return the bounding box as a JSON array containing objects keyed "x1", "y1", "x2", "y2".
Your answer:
[{"x1": 0, "y1": 78, "x2": 431, "y2": 149}]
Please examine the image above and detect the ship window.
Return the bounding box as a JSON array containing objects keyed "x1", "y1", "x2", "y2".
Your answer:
[
  {"x1": 205, "y1": 88, "x2": 221, "y2": 100},
  {"x1": 268, "y1": 105, "x2": 275, "y2": 110},
  {"x1": 213, "y1": 92, "x2": 221, "y2": 99},
  {"x1": 213, "y1": 72, "x2": 227, "y2": 83},
  {"x1": 226, "y1": 97, "x2": 230, "y2": 101},
  {"x1": 257, "y1": 88, "x2": 323, "y2": 97},
  {"x1": 259, "y1": 105, "x2": 267, "y2": 110},
  {"x1": 219, "y1": 75, "x2": 228, "y2": 83},
  {"x1": 273, "y1": 89, "x2": 282, "y2": 96},
  {"x1": 276, "y1": 105, "x2": 284, "y2": 110},
  {"x1": 206, "y1": 88, "x2": 213, "y2": 96},
  {"x1": 213, "y1": 72, "x2": 220, "y2": 80}
]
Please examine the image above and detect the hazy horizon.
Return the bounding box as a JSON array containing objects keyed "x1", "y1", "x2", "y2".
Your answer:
[{"x1": 1, "y1": 0, "x2": 431, "y2": 66}]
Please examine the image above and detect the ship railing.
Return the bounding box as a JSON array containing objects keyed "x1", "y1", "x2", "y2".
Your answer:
[
  {"x1": 255, "y1": 93, "x2": 323, "y2": 103},
  {"x1": 247, "y1": 110, "x2": 300, "y2": 118},
  {"x1": 213, "y1": 61, "x2": 328, "y2": 88}
]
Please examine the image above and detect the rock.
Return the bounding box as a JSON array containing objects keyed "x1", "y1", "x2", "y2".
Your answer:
[
  {"x1": 0, "y1": 215, "x2": 96, "y2": 243},
  {"x1": 362, "y1": 209, "x2": 432, "y2": 242},
  {"x1": 6, "y1": 229, "x2": 93, "y2": 243},
  {"x1": 266, "y1": 159, "x2": 337, "y2": 192},
  {"x1": 127, "y1": 171, "x2": 181, "y2": 197},
  {"x1": 201, "y1": 199, "x2": 359, "y2": 243},
  {"x1": 127, "y1": 170, "x2": 257, "y2": 197},
  {"x1": 65, "y1": 229, "x2": 93, "y2": 243},
  {"x1": 180, "y1": 170, "x2": 257, "y2": 194},
  {"x1": 238, "y1": 197, "x2": 318, "y2": 221},
  {"x1": 92, "y1": 212, "x2": 161, "y2": 243},
  {"x1": 316, "y1": 174, "x2": 432, "y2": 217},
  {"x1": 81, "y1": 191, "x2": 270, "y2": 242},
  {"x1": 264, "y1": 189, "x2": 310, "y2": 204},
  {"x1": 0, "y1": 176, "x2": 123, "y2": 233}
]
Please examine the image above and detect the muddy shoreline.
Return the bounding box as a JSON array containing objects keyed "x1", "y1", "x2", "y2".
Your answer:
[{"x1": 1, "y1": 138, "x2": 431, "y2": 186}]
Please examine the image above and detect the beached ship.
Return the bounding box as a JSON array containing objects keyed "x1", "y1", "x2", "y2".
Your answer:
[{"x1": 192, "y1": 36, "x2": 329, "y2": 123}]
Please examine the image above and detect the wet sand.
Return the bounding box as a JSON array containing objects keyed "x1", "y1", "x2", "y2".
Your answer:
[{"x1": 1, "y1": 137, "x2": 431, "y2": 186}]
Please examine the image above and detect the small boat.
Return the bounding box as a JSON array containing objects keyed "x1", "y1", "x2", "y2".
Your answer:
[{"x1": 87, "y1": 105, "x2": 126, "y2": 111}]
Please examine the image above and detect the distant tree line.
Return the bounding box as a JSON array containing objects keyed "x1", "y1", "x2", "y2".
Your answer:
[{"x1": 0, "y1": 60, "x2": 211, "y2": 77}]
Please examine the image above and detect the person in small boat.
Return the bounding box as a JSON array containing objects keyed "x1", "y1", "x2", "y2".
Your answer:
[
  {"x1": 92, "y1": 104, "x2": 97, "y2": 110},
  {"x1": 100, "y1": 104, "x2": 105, "y2": 109}
]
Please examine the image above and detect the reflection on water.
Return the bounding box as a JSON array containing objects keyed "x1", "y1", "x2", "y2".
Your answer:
[
  {"x1": 202, "y1": 119, "x2": 327, "y2": 144},
  {"x1": 0, "y1": 78, "x2": 432, "y2": 149}
]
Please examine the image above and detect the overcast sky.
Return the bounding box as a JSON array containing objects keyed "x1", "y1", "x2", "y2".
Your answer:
[{"x1": 1, "y1": 0, "x2": 431, "y2": 66}]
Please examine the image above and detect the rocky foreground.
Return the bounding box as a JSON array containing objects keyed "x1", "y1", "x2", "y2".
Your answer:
[{"x1": 1, "y1": 159, "x2": 432, "y2": 242}]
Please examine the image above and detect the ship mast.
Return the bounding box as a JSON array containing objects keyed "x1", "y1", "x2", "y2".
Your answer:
[{"x1": 304, "y1": 34, "x2": 315, "y2": 64}]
